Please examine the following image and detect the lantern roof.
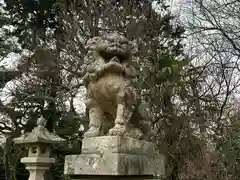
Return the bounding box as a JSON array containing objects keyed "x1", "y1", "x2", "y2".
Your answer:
[{"x1": 14, "y1": 116, "x2": 66, "y2": 144}]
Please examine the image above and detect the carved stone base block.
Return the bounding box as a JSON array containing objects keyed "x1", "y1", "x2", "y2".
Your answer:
[
  {"x1": 21, "y1": 157, "x2": 55, "y2": 180},
  {"x1": 64, "y1": 136, "x2": 156, "y2": 179}
]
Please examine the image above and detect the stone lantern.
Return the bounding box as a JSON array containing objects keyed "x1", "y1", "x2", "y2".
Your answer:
[{"x1": 14, "y1": 116, "x2": 66, "y2": 180}]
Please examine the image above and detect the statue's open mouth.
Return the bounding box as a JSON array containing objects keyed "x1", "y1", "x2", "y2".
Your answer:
[{"x1": 99, "y1": 49, "x2": 129, "y2": 63}]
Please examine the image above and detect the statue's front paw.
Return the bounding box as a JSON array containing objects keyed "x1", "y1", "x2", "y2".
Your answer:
[
  {"x1": 84, "y1": 126, "x2": 101, "y2": 138},
  {"x1": 108, "y1": 124, "x2": 126, "y2": 136}
]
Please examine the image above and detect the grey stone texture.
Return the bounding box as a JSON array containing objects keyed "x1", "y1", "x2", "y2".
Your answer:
[
  {"x1": 63, "y1": 33, "x2": 165, "y2": 180},
  {"x1": 14, "y1": 116, "x2": 66, "y2": 145},
  {"x1": 82, "y1": 32, "x2": 152, "y2": 140},
  {"x1": 70, "y1": 176, "x2": 155, "y2": 180},
  {"x1": 64, "y1": 136, "x2": 155, "y2": 176},
  {"x1": 14, "y1": 116, "x2": 66, "y2": 180},
  {"x1": 81, "y1": 136, "x2": 153, "y2": 155}
]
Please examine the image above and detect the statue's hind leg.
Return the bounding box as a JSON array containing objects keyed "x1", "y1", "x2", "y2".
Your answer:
[
  {"x1": 108, "y1": 85, "x2": 139, "y2": 137},
  {"x1": 108, "y1": 103, "x2": 133, "y2": 136}
]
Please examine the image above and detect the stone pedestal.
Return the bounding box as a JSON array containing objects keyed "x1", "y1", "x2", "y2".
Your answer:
[
  {"x1": 64, "y1": 136, "x2": 155, "y2": 179},
  {"x1": 21, "y1": 157, "x2": 55, "y2": 180}
]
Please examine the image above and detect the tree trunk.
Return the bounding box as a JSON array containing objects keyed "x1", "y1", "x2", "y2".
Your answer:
[{"x1": 3, "y1": 137, "x2": 13, "y2": 180}]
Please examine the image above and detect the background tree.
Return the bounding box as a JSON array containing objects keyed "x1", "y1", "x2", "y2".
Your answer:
[{"x1": 172, "y1": 0, "x2": 240, "y2": 179}]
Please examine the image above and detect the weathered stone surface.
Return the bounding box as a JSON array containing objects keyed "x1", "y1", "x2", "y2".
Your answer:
[
  {"x1": 82, "y1": 32, "x2": 152, "y2": 140},
  {"x1": 70, "y1": 176, "x2": 154, "y2": 180},
  {"x1": 64, "y1": 136, "x2": 155, "y2": 176},
  {"x1": 21, "y1": 157, "x2": 55, "y2": 165},
  {"x1": 64, "y1": 153, "x2": 154, "y2": 176},
  {"x1": 21, "y1": 157, "x2": 55, "y2": 180},
  {"x1": 14, "y1": 116, "x2": 66, "y2": 144},
  {"x1": 63, "y1": 33, "x2": 164, "y2": 179},
  {"x1": 14, "y1": 116, "x2": 66, "y2": 180},
  {"x1": 81, "y1": 136, "x2": 154, "y2": 155}
]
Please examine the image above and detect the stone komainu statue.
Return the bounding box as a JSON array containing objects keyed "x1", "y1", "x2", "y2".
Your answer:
[{"x1": 82, "y1": 32, "x2": 151, "y2": 140}]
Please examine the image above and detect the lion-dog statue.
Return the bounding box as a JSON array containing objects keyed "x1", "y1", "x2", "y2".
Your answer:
[{"x1": 82, "y1": 32, "x2": 151, "y2": 140}]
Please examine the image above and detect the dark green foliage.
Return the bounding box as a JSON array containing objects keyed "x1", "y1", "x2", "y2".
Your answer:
[
  {"x1": 15, "y1": 162, "x2": 29, "y2": 180},
  {"x1": 0, "y1": 8, "x2": 21, "y2": 58},
  {"x1": 0, "y1": 146, "x2": 6, "y2": 180},
  {"x1": 3, "y1": 0, "x2": 59, "y2": 49},
  {"x1": 215, "y1": 118, "x2": 240, "y2": 180}
]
